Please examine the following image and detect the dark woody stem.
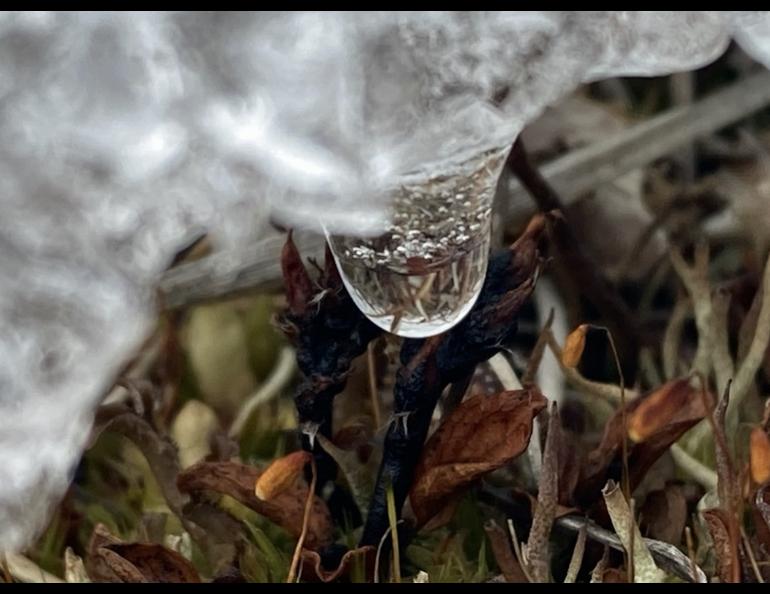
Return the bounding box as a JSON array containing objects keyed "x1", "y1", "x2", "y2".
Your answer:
[
  {"x1": 279, "y1": 214, "x2": 545, "y2": 565},
  {"x1": 361, "y1": 218, "x2": 545, "y2": 553},
  {"x1": 279, "y1": 237, "x2": 381, "y2": 499}
]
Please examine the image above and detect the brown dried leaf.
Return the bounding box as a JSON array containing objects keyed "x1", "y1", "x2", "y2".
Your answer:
[
  {"x1": 177, "y1": 461, "x2": 333, "y2": 550},
  {"x1": 88, "y1": 548, "x2": 147, "y2": 583},
  {"x1": 750, "y1": 427, "x2": 770, "y2": 485},
  {"x1": 409, "y1": 387, "x2": 548, "y2": 526},
  {"x1": 89, "y1": 406, "x2": 189, "y2": 524},
  {"x1": 484, "y1": 520, "x2": 529, "y2": 583},
  {"x1": 105, "y1": 545, "x2": 200, "y2": 583},
  {"x1": 86, "y1": 525, "x2": 201, "y2": 583},
  {"x1": 255, "y1": 451, "x2": 312, "y2": 501},
  {"x1": 578, "y1": 378, "x2": 706, "y2": 504},
  {"x1": 299, "y1": 546, "x2": 375, "y2": 583},
  {"x1": 281, "y1": 230, "x2": 315, "y2": 317},
  {"x1": 702, "y1": 508, "x2": 741, "y2": 583},
  {"x1": 562, "y1": 324, "x2": 588, "y2": 368},
  {"x1": 627, "y1": 379, "x2": 697, "y2": 443}
]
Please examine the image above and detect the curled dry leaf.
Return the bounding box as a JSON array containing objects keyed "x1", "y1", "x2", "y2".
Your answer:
[
  {"x1": 602, "y1": 480, "x2": 667, "y2": 583},
  {"x1": 87, "y1": 524, "x2": 201, "y2": 583},
  {"x1": 178, "y1": 461, "x2": 333, "y2": 550},
  {"x1": 627, "y1": 379, "x2": 698, "y2": 443},
  {"x1": 299, "y1": 546, "x2": 375, "y2": 583},
  {"x1": 562, "y1": 324, "x2": 588, "y2": 368},
  {"x1": 578, "y1": 378, "x2": 707, "y2": 504},
  {"x1": 484, "y1": 519, "x2": 529, "y2": 583},
  {"x1": 281, "y1": 230, "x2": 316, "y2": 318},
  {"x1": 409, "y1": 387, "x2": 547, "y2": 526},
  {"x1": 750, "y1": 427, "x2": 770, "y2": 485},
  {"x1": 90, "y1": 405, "x2": 189, "y2": 525},
  {"x1": 255, "y1": 451, "x2": 312, "y2": 501}
]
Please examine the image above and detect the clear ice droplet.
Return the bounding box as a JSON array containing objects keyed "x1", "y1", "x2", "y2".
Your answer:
[{"x1": 326, "y1": 145, "x2": 509, "y2": 338}]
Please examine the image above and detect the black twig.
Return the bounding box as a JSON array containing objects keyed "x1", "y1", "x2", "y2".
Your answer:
[
  {"x1": 278, "y1": 235, "x2": 381, "y2": 500},
  {"x1": 360, "y1": 215, "x2": 546, "y2": 550},
  {"x1": 507, "y1": 138, "x2": 647, "y2": 364}
]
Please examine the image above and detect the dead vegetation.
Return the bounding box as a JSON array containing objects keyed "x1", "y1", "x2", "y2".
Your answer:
[{"x1": 7, "y1": 49, "x2": 770, "y2": 584}]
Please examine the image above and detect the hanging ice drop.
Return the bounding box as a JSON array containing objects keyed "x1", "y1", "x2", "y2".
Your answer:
[{"x1": 326, "y1": 145, "x2": 509, "y2": 338}]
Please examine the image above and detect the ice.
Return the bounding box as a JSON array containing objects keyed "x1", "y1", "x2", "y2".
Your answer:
[{"x1": 1, "y1": 11, "x2": 769, "y2": 552}]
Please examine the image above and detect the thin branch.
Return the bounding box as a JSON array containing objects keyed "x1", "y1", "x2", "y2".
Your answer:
[
  {"x1": 488, "y1": 353, "x2": 523, "y2": 390},
  {"x1": 563, "y1": 525, "x2": 587, "y2": 584},
  {"x1": 386, "y1": 483, "x2": 401, "y2": 583},
  {"x1": 287, "y1": 458, "x2": 317, "y2": 583},
  {"x1": 685, "y1": 527, "x2": 698, "y2": 584},
  {"x1": 741, "y1": 526, "x2": 764, "y2": 584},
  {"x1": 482, "y1": 488, "x2": 707, "y2": 583},
  {"x1": 544, "y1": 330, "x2": 633, "y2": 404},
  {"x1": 662, "y1": 297, "x2": 692, "y2": 380},
  {"x1": 598, "y1": 326, "x2": 629, "y2": 502},
  {"x1": 229, "y1": 346, "x2": 296, "y2": 438},
  {"x1": 729, "y1": 254, "x2": 770, "y2": 429},
  {"x1": 508, "y1": 139, "x2": 645, "y2": 351},
  {"x1": 503, "y1": 71, "x2": 770, "y2": 208},
  {"x1": 367, "y1": 341, "x2": 382, "y2": 429},
  {"x1": 712, "y1": 289, "x2": 735, "y2": 394},
  {"x1": 532, "y1": 279, "x2": 568, "y2": 408},
  {"x1": 507, "y1": 519, "x2": 534, "y2": 583},
  {"x1": 160, "y1": 234, "x2": 325, "y2": 309},
  {"x1": 526, "y1": 402, "x2": 560, "y2": 583},
  {"x1": 523, "y1": 308, "x2": 555, "y2": 385},
  {"x1": 670, "y1": 244, "x2": 715, "y2": 381},
  {"x1": 670, "y1": 444, "x2": 718, "y2": 491}
]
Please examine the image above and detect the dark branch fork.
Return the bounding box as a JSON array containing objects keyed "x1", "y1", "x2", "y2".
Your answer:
[
  {"x1": 277, "y1": 233, "x2": 381, "y2": 501},
  {"x1": 361, "y1": 214, "x2": 545, "y2": 548},
  {"x1": 279, "y1": 215, "x2": 547, "y2": 558}
]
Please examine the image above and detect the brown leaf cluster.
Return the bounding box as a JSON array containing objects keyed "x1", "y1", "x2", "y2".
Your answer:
[
  {"x1": 86, "y1": 525, "x2": 201, "y2": 583},
  {"x1": 577, "y1": 378, "x2": 708, "y2": 504},
  {"x1": 409, "y1": 386, "x2": 547, "y2": 526}
]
